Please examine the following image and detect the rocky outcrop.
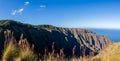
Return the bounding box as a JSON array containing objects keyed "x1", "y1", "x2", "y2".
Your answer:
[{"x1": 0, "y1": 20, "x2": 111, "y2": 57}]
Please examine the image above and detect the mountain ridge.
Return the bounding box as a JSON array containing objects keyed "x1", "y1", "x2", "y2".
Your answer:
[{"x1": 0, "y1": 20, "x2": 111, "y2": 57}]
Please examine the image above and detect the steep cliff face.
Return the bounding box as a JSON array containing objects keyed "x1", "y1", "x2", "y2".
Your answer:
[
  {"x1": 0, "y1": 20, "x2": 111, "y2": 57},
  {"x1": 57, "y1": 28, "x2": 111, "y2": 49},
  {"x1": 56, "y1": 28, "x2": 111, "y2": 56}
]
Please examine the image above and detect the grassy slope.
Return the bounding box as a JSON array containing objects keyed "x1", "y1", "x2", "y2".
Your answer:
[{"x1": 92, "y1": 42, "x2": 120, "y2": 61}]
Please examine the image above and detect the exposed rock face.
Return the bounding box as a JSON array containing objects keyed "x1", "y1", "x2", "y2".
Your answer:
[
  {"x1": 57, "y1": 28, "x2": 111, "y2": 48},
  {"x1": 56, "y1": 28, "x2": 111, "y2": 56},
  {"x1": 0, "y1": 20, "x2": 111, "y2": 57}
]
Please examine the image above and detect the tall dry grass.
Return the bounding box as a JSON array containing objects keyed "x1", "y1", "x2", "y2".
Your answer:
[
  {"x1": 2, "y1": 30, "x2": 35, "y2": 61},
  {"x1": 91, "y1": 42, "x2": 120, "y2": 61},
  {"x1": 2, "y1": 30, "x2": 97, "y2": 61}
]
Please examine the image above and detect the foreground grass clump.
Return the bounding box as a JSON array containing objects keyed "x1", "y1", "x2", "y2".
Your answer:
[
  {"x1": 2, "y1": 42, "x2": 18, "y2": 61},
  {"x1": 15, "y1": 49, "x2": 35, "y2": 61},
  {"x1": 3, "y1": 41, "x2": 35, "y2": 61},
  {"x1": 2, "y1": 30, "x2": 35, "y2": 61},
  {"x1": 91, "y1": 42, "x2": 120, "y2": 61}
]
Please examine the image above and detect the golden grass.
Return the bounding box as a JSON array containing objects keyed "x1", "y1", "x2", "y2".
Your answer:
[
  {"x1": 92, "y1": 42, "x2": 120, "y2": 61},
  {"x1": 2, "y1": 41, "x2": 35, "y2": 61},
  {"x1": 14, "y1": 49, "x2": 35, "y2": 61},
  {"x1": 2, "y1": 41, "x2": 18, "y2": 61},
  {"x1": 2, "y1": 30, "x2": 35, "y2": 61}
]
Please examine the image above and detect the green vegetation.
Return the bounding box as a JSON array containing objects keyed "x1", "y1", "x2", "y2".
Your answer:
[
  {"x1": 0, "y1": 20, "x2": 56, "y2": 30},
  {"x1": 35, "y1": 25, "x2": 56, "y2": 30},
  {"x1": 0, "y1": 20, "x2": 23, "y2": 27}
]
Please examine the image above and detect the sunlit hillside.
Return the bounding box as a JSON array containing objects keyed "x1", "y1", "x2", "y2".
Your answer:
[{"x1": 92, "y1": 42, "x2": 120, "y2": 61}]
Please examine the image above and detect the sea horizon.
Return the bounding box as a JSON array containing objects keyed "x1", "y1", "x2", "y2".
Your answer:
[{"x1": 88, "y1": 28, "x2": 120, "y2": 42}]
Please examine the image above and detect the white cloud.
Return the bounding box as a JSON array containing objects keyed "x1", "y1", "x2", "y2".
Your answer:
[
  {"x1": 18, "y1": 8, "x2": 24, "y2": 13},
  {"x1": 11, "y1": 10, "x2": 17, "y2": 15},
  {"x1": 11, "y1": 1, "x2": 28, "y2": 15},
  {"x1": 24, "y1": 1, "x2": 30, "y2": 5},
  {"x1": 11, "y1": 8, "x2": 24, "y2": 15},
  {"x1": 40, "y1": 5, "x2": 46, "y2": 8}
]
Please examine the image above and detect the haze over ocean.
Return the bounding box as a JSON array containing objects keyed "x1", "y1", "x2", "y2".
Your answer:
[{"x1": 88, "y1": 28, "x2": 120, "y2": 42}]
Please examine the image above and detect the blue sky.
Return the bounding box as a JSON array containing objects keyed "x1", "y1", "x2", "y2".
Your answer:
[{"x1": 0, "y1": 0, "x2": 120, "y2": 29}]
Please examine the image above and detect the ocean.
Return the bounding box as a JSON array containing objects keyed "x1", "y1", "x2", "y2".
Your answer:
[{"x1": 87, "y1": 28, "x2": 120, "y2": 42}]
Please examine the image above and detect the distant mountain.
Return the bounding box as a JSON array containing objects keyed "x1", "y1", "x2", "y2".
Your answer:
[{"x1": 0, "y1": 20, "x2": 111, "y2": 57}]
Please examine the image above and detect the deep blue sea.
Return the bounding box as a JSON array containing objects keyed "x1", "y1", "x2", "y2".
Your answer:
[{"x1": 87, "y1": 28, "x2": 120, "y2": 42}]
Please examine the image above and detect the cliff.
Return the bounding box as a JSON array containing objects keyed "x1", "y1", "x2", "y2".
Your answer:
[{"x1": 0, "y1": 20, "x2": 111, "y2": 57}]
